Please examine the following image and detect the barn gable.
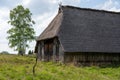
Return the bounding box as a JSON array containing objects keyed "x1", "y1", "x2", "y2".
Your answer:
[{"x1": 37, "y1": 12, "x2": 63, "y2": 41}]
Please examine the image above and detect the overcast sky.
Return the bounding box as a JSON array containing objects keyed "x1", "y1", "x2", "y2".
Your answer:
[{"x1": 0, "y1": 0, "x2": 120, "y2": 54}]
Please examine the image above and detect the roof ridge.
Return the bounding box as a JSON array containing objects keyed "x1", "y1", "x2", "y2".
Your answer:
[{"x1": 61, "y1": 5, "x2": 120, "y2": 14}]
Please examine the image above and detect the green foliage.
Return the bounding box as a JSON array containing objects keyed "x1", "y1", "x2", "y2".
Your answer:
[
  {"x1": 0, "y1": 54, "x2": 120, "y2": 80},
  {"x1": 7, "y1": 5, "x2": 35, "y2": 55}
]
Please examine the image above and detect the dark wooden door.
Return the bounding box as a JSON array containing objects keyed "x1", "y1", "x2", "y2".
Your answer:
[{"x1": 44, "y1": 40, "x2": 53, "y2": 61}]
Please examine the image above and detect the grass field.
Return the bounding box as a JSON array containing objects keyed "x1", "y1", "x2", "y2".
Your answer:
[{"x1": 0, "y1": 54, "x2": 120, "y2": 80}]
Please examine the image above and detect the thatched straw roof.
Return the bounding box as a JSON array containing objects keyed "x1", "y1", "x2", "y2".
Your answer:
[
  {"x1": 37, "y1": 5, "x2": 120, "y2": 53},
  {"x1": 37, "y1": 12, "x2": 63, "y2": 40}
]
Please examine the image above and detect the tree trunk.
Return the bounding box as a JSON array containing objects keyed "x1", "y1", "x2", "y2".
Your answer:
[
  {"x1": 18, "y1": 48, "x2": 25, "y2": 56},
  {"x1": 18, "y1": 42, "x2": 26, "y2": 56},
  {"x1": 18, "y1": 50, "x2": 23, "y2": 56}
]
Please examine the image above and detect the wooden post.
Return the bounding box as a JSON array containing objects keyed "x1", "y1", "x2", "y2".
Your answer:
[
  {"x1": 53, "y1": 39, "x2": 56, "y2": 62},
  {"x1": 59, "y1": 44, "x2": 64, "y2": 63},
  {"x1": 37, "y1": 42, "x2": 41, "y2": 60},
  {"x1": 41, "y1": 41, "x2": 44, "y2": 61}
]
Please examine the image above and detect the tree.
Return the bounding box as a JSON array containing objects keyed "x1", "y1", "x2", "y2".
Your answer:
[{"x1": 7, "y1": 5, "x2": 35, "y2": 55}]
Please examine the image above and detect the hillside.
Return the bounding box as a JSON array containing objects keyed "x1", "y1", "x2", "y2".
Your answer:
[{"x1": 0, "y1": 54, "x2": 120, "y2": 80}]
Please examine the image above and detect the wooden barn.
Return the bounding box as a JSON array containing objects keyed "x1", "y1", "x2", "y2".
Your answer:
[{"x1": 35, "y1": 5, "x2": 120, "y2": 66}]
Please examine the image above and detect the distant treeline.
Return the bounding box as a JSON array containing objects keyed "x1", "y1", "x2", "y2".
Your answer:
[
  {"x1": 0, "y1": 51, "x2": 10, "y2": 54},
  {"x1": 0, "y1": 50, "x2": 34, "y2": 55}
]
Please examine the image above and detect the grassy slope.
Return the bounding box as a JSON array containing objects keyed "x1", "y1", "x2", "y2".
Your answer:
[{"x1": 0, "y1": 54, "x2": 120, "y2": 80}]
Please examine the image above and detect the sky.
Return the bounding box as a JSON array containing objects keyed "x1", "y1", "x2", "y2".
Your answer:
[{"x1": 0, "y1": 0, "x2": 120, "y2": 54}]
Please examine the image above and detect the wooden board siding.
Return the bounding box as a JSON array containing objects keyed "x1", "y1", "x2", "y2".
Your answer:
[
  {"x1": 64, "y1": 52, "x2": 120, "y2": 66},
  {"x1": 37, "y1": 38, "x2": 64, "y2": 62},
  {"x1": 37, "y1": 42, "x2": 42, "y2": 60},
  {"x1": 44, "y1": 40, "x2": 53, "y2": 61},
  {"x1": 53, "y1": 38, "x2": 64, "y2": 62},
  {"x1": 58, "y1": 43, "x2": 64, "y2": 63}
]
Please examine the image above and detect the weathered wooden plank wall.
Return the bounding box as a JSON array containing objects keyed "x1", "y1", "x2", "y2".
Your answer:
[{"x1": 64, "y1": 52, "x2": 120, "y2": 66}]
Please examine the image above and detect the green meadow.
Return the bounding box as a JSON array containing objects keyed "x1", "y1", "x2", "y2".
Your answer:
[{"x1": 0, "y1": 54, "x2": 120, "y2": 80}]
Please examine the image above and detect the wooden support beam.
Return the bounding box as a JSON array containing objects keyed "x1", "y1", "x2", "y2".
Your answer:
[
  {"x1": 53, "y1": 39, "x2": 56, "y2": 62},
  {"x1": 41, "y1": 41, "x2": 44, "y2": 61},
  {"x1": 37, "y1": 42, "x2": 41, "y2": 60}
]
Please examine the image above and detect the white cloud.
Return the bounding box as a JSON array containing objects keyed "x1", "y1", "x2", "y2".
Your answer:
[
  {"x1": 62, "y1": 0, "x2": 81, "y2": 6},
  {"x1": 101, "y1": 0, "x2": 113, "y2": 9},
  {"x1": 110, "y1": 7, "x2": 120, "y2": 12},
  {"x1": 96, "y1": 0, "x2": 120, "y2": 12},
  {"x1": 0, "y1": 7, "x2": 9, "y2": 41},
  {"x1": 49, "y1": 0, "x2": 59, "y2": 4},
  {"x1": 22, "y1": 0, "x2": 31, "y2": 6},
  {"x1": 84, "y1": 0, "x2": 91, "y2": 2},
  {"x1": 0, "y1": 7, "x2": 9, "y2": 30},
  {"x1": 0, "y1": 7, "x2": 14, "y2": 53},
  {"x1": 34, "y1": 11, "x2": 57, "y2": 36}
]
